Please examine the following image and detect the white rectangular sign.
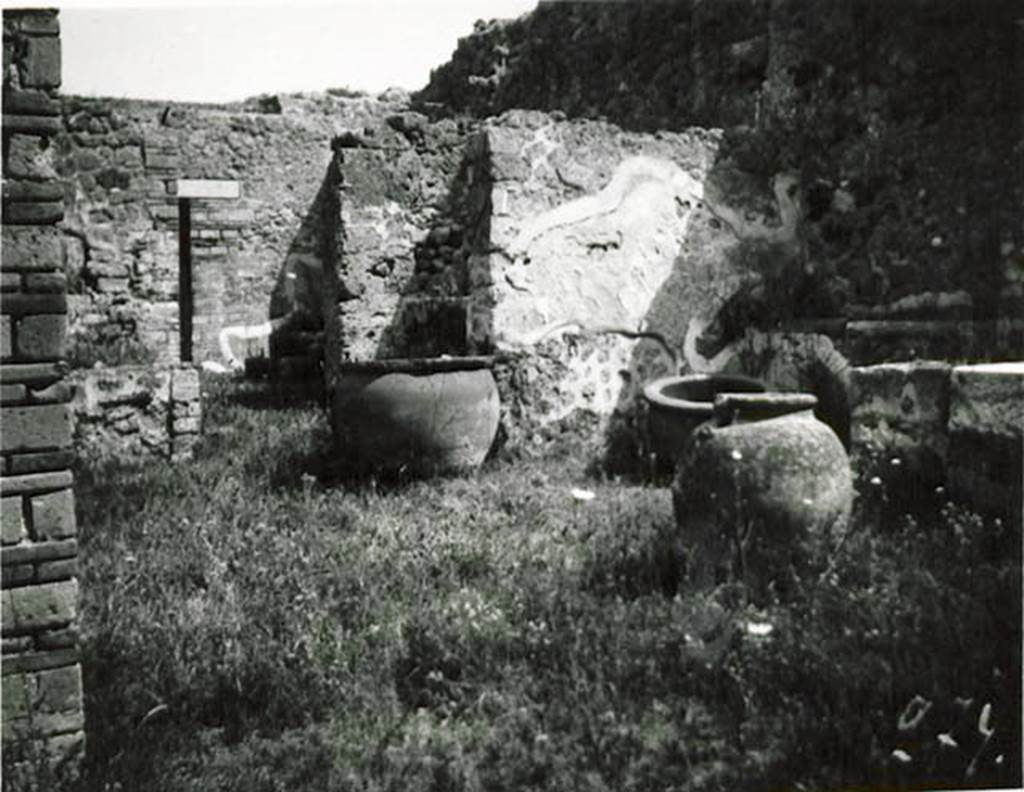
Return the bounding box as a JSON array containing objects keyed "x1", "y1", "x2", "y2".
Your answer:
[{"x1": 175, "y1": 179, "x2": 241, "y2": 200}]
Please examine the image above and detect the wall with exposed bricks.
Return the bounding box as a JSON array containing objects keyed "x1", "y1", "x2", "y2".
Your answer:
[
  {"x1": 1, "y1": 8, "x2": 85, "y2": 778},
  {"x1": 50, "y1": 90, "x2": 409, "y2": 460},
  {"x1": 57, "y1": 91, "x2": 408, "y2": 370},
  {"x1": 69, "y1": 364, "x2": 202, "y2": 463}
]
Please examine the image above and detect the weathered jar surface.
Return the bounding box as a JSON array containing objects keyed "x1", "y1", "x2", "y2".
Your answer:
[
  {"x1": 331, "y1": 356, "x2": 500, "y2": 476},
  {"x1": 643, "y1": 373, "x2": 765, "y2": 473},
  {"x1": 672, "y1": 391, "x2": 853, "y2": 597}
]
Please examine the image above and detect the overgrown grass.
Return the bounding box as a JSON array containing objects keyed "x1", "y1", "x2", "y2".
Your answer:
[{"x1": 59, "y1": 375, "x2": 1022, "y2": 791}]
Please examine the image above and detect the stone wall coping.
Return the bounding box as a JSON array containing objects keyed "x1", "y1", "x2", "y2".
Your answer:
[
  {"x1": 851, "y1": 360, "x2": 954, "y2": 373},
  {"x1": 953, "y1": 361, "x2": 1024, "y2": 375}
]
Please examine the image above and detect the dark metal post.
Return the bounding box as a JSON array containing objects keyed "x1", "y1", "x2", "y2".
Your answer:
[{"x1": 178, "y1": 197, "x2": 193, "y2": 362}]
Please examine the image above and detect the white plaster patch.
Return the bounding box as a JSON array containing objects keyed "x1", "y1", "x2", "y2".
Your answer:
[
  {"x1": 491, "y1": 155, "x2": 705, "y2": 349},
  {"x1": 508, "y1": 155, "x2": 703, "y2": 258}
]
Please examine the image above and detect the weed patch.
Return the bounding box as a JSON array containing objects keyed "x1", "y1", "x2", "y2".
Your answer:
[{"x1": 66, "y1": 378, "x2": 1022, "y2": 792}]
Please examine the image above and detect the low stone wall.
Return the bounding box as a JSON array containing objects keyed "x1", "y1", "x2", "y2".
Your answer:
[
  {"x1": 848, "y1": 361, "x2": 952, "y2": 485},
  {"x1": 69, "y1": 365, "x2": 202, "y2": 462},
  {"x1": 948, "y1": 363, "x2": 1024, "y2": 523},
  {"x1": 2, "y1": 8, "x2": 85, "y2": 777},
  {"x1": 849, "y1": 360, "x2": 1022, "y2": 526}
]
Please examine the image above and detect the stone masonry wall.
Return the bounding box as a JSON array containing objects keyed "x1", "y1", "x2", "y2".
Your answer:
[
  {"x1": 324, "y1": 107, "x2": 837, "y2": 460},
  {"x1": 69, "y1": 365, "x2": 202, "y2": 463},
  {"x1": 322, "y1": 112, "x2": 480, "y2": 394},
  {"x1": 849, "y1": 361, "x2": 1023, "y2": 528},
  {"x1": 2, "y1": 8, "x2": 85, "y2": 779},
  {"x1": 410, "y1": 0, "x2": 1023, "y2": 464},
  {"x1": 466, "y1": 110, "x2": 839, "y2": 454},
  {"x1": 57, "y1": 91, "x2": 408, "y2": 369}
]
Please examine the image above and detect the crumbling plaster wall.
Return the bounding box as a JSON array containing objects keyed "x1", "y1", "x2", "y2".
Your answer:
[
  {"x1": 419, "y1": 0, "x2": 1023, "y2": 348},
  {"x1": 468, "y1": 111, "x2": 787, "y2": 449},
  {"x1": 323, "y1": 107, "x2": 819, "y2": 456}
]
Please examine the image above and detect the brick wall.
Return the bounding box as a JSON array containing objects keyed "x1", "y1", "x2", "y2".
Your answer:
[{"x1": 2, "y1": 7, "x2": 85, "y2": 778}]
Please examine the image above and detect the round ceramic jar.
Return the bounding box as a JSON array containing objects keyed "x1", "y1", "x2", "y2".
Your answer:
[
  {"x1": 672, "y1": 391, "x2": 853, "y2": 597},
  {"x1": 331, "y1": 356, "x2": 500, "y2": 476},
  {"x1": 642, "y1": 373, "x2": 765, "y2": 474}
]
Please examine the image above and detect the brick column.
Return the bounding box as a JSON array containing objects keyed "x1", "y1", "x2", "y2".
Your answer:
[{"x1": 2, "y1": 8, "x2": 85, "y2": 778}]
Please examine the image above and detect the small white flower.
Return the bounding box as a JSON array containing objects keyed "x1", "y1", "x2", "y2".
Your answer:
[
  {"x1": 890, "y1": 457, "x2": 902, "y2": 467},
  {"x1": 978, "y1": 702, "x2": 994, "y2": 737},
  {"x1": 891, "y1": 749, "x2": 912, "y2": 764},
  {"x1": 745, "y1": 621, "x2": 773, "y2": 637},
  {"x1": 570, "y1": 488, "x2": 595, "y2": 502},
  {"x1": 996, "y1": 754, "x2": 1004, "y2": 765},
  {"x1": 937, "y1": 733, "x2": 957, "y2": 749},
  {"x1": 934, "y1": 486, "x2": 945, "y2": 495},
  {"x1": 730, "y1": 449, "x2": 743, "y2": 461},
  {"x1": 870, "y1": 476, "x2": 883, "y2": 486},
  {"x1": 801, "y1": 497, "x2": 813, "y2": 506}
]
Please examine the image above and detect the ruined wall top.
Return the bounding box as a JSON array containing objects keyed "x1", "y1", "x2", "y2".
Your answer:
[{"x1": 418, "y1": 0, "x2": 1023, "y2": 321}]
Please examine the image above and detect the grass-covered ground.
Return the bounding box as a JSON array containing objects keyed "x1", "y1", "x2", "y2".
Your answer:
[{"x1": 30, "y1": 377, "x2": 1022, "y2": 791}]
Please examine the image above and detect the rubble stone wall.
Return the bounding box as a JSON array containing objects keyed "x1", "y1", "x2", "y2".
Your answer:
[
  {"x1": 57, "y1": 91, "x2": 408, "y2": 369},
  {"x1": 324, "y1": 99, "x2": 1021, "y2": 476},
  {"x1": 69, "y1": 364, "x2": 202, "y2": 463},
  {"x1": 323, "y1": 111, "x2": 479, "y2": 378},
  {"x1": 1, "y1": 8, "x2": 85, "y2": 777}
]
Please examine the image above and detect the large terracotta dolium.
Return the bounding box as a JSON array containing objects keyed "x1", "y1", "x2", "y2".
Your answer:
[
  {"x1": 331, "y1": 356, "x2": 500, "y2": 476},
  {"x1": 672, "y1": 391, "x2": 853, "y2": 597}
]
